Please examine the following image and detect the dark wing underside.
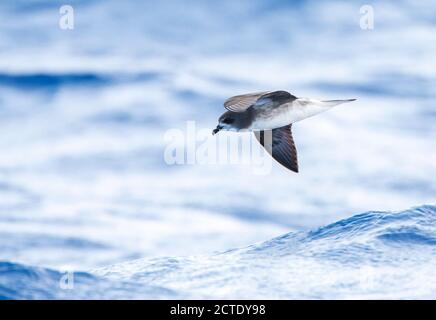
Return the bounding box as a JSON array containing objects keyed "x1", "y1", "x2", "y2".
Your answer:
[
  {"x1": 254, "y1": 124, "x2": 299, "y2": 173},
  {"x1": 224, "y1": 90, "x2": 297, "y2": 113}
]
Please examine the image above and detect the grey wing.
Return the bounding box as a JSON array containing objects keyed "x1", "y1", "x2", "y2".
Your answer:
[
  {"x1": 224, "y1": 91, "x2": 271, "y2": 112},
  {"x1": 252, "y1": 91, "x2": 297, "y2": 109},
  {"x1": 224, "y1": 90, "x2": 297, "y2": 112},
  {"x1": 254, "y1": 124, "x2": 299, "y2": 173}
]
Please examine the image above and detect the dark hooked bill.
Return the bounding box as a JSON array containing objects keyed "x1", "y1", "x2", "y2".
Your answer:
[{"x1": 212, "y1": 126, "x2": 222, "y2": 135}]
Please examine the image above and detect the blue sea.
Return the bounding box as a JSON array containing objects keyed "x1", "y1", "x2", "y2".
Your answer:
[{"x1": 0, "y1": 0, "x2": 435, "y2": 299}]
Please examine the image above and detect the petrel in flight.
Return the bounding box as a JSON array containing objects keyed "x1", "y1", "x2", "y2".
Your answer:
[{"x1": 212, "y1": 91, "x2": 356, "y2": 172}]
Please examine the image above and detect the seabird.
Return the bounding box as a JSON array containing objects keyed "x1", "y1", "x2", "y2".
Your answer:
[{"x1": 212, "y1": 91, "x2": 356, "y2": 172}]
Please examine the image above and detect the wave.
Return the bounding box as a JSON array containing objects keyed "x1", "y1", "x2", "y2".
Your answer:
[
  {"x1": 1, "y1": 205, "x2": 435, "y2": 299},
  {"x1": 0, "y1": 72, "x2": 161, "y2": 90},
  {"x1": 0, "y1": 261, "x2": 94, "y2": 300},
  {"x1": 0, "y1": 261, "x2": 174, "y2": 300},
  {"x1": 0, "y1": 73, "x2": 107, "y2": 89}
]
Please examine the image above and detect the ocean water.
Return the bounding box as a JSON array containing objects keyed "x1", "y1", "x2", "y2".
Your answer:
[
  {"x1": 0, "y1": 0, "x2": 435, "y2": 299},
  {"x1": 2, "y1": 205, "x2": 435, "y2": 299}
]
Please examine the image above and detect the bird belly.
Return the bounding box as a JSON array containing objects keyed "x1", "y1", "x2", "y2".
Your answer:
[
  {"x1": 249, "y1": 100, "x2": 328, "y2": 130},
  {"x1": 250, "y1": 114, "x2": 290, "y2": 130}
]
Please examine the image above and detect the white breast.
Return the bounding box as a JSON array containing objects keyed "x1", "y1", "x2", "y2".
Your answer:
[{"x1": 249, "y1": 98, "x2": 331, "y2": 130}]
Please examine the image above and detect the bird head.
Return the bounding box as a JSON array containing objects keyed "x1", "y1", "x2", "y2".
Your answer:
[{"x1": 212, "y1": 112, "x2": 238, "y2": 135}]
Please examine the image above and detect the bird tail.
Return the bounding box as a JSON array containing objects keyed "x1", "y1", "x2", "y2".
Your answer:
[{"x1": 320, "y1": 99, "x2": 356, "y2": 107}]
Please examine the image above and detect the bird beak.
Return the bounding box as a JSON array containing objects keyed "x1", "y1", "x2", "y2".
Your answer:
[{"x1": 212, "y1": 126, "x2": 222, "y2": 135}]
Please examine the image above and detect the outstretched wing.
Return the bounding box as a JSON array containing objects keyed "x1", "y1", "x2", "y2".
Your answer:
[
  {"x1": 224, "y1": 90, "x2": 296, "y2": 113},
  {"x1": 254, "y1": 124, "x2": 299, "y2": 173},
  {"x1": 224, "y1": 91, "x2": 271, "y2": 112}
]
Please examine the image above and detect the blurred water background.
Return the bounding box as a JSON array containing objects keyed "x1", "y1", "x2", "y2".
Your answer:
[{"x1": 0, "y1": 0, "x2": 435, "y2": 299}]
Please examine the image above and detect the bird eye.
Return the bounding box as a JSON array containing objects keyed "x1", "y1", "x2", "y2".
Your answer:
[{"x1": 222, "y1": 117, "x2": 234, "y2": 124}]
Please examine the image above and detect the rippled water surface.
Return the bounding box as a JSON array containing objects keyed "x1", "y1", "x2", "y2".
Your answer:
[{"x1": 0, "y1": 0, "x2": 435, "y2": 299}]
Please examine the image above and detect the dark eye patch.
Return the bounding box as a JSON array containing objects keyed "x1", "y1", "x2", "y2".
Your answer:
[{"x1": 222, "y1": 117, "x2": 234, "y2": 124}]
